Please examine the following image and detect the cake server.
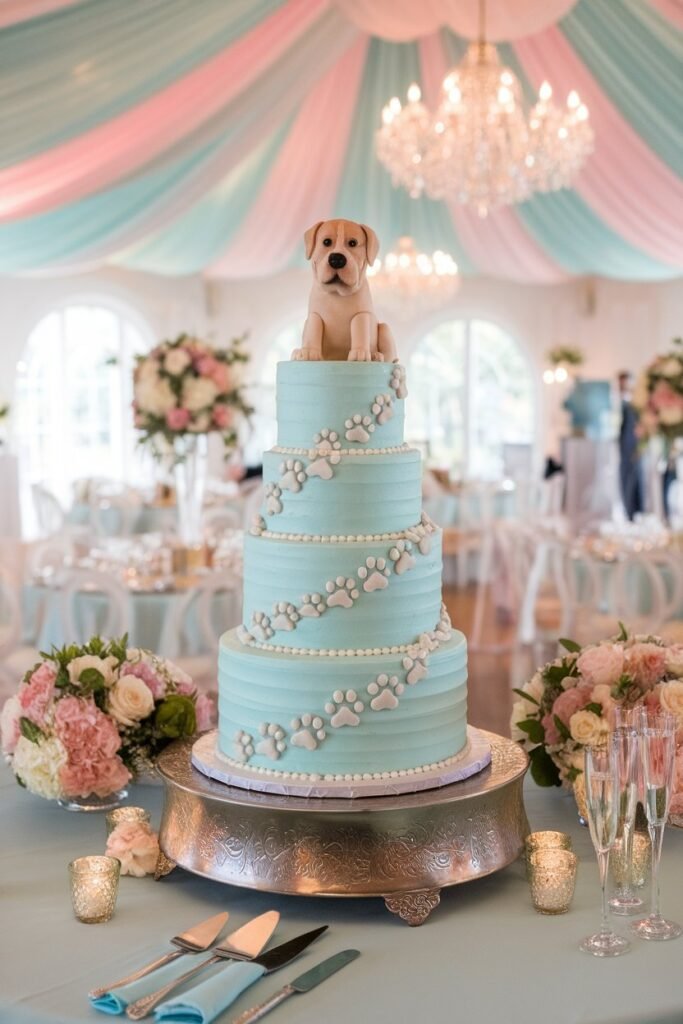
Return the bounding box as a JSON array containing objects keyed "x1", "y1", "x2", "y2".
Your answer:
[
  {"x1": 125, "y1": 911, "x2": 287, "y2": 1019},
  {"x1": 88, "y1": 911, "x2": 230, "y2": 998},
  {"x1": 231, "y1": 949, "x2": 360, "y2": 1023}
]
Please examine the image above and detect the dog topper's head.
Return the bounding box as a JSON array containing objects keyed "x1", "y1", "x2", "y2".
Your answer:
[{"x1": 304, "y1": 219, "x2": 379, "y2": 296}]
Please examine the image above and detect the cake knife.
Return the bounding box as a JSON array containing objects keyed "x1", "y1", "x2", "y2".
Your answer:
[{"x1": 231, "y1": 949, "x2": 360, "y2": 1023}]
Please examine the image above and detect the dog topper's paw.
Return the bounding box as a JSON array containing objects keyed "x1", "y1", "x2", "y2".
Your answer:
[
  {"x1": 325, "y1": 690, "x2": 365, "y2": 728},
  {"x1": 372, "y1": 393, "x2": 394, "y2": 425},
  {"x1": 348, "y1": 350, "x2": 373, "y2": 362},
  {"x1": 292, "y1": 347, "x2": 322, "y2": 362},
  {"x1": 345, "y1": 414, "x2": 375, "y2": 444}
]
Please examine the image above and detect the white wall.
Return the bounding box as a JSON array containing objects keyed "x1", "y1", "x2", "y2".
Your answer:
[{"x1": 1, "y1": 267, "x2": 681, "y2": 462}]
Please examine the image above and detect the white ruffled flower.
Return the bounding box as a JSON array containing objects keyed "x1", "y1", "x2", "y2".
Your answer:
[
  {"x1": 569, "y1": 709, "x2": 608, "y2": 746},
  {"x1": 13, "y1": 736, "x2": 67, "y2": 799},
  {"x1": 188, "y1": 412, "x2": 211, "y2": 433},
  {"x1": 659, "y1": 357, "x2": 682, "y2": 378},
  {"x1": 108, "y1": 675, "x2": 155, "y2": 727},
  {"x1": 657, "y1": 680, "x2": 683, "y2": 723},
  {"x1": 525, "y1": 671, "x2": 545, "y2": 704},
  {"x1": 665, "y1": 646, "x2": 683, "y2": 677},
  {"x1": 135, "y1": 375, "x2": 176, "y2": 417},
  {"x1": 164, "y1": 348, "x2": 192, "y2": 376},
  {"x1": 510, "y1": 697, "x2": 531, "y2": 743},
  {"x1": 182, "y1": 377, "x2": 217, "y2": 413},
  {"x1": 68, "y1": 655, "x2": 119, "y2": 688}
]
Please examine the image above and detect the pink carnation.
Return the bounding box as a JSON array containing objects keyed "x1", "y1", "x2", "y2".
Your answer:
[
  {"x1": 121, "y1": 659, "x2": 166, "y2": 700},
  {"x1": 166, "y1": 407, "x2": 190, "y2": 431},
  {"x1": 196, "y1": 355, "x2": 219, "y2": 378},
  {"x1": 54, "y1": 697, "x2": 130, "y2": 798},
  {"x1": 576, "y1": 645, "x2": 624, "y2": 688},
  {"x1": 106, "y1": 821, "x2": 159, "y2": 877},
  {"x1": 543, "y1": 683, "x2": 594, "y2": 744},
  {"x1": 626, "y1": 643, "x2": 667, "y2": 690},
  {"x1": 212, "y1": 405, "x2": 233, "y2": 430},
  {"x1": 195, "y1": 692, "x2": 215, "y2": 732},
  {"x1": 18, "y1": 663, "x2": 56, "y2": 727},
  {"x1": 211, "y1": 364, "x2": 230, "y2": 392}
]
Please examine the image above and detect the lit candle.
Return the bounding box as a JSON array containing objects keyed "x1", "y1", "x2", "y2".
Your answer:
[
  {"x1": 69, "y1": 856, "x2": 121, "y2": 924},
  {"x1": 528, "y1": 848, "x2": 578, "y2": 914},
  {"x1": 106, "y1": 806, "x2": 151, "y2": 835}
]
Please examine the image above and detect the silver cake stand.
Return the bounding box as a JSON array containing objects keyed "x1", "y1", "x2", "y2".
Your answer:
[{"x1": 156, "y1": 729, "x2": 529, "y2": 926}]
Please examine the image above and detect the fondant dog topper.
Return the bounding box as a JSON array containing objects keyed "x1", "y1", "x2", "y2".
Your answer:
[{"x1": 292, "y1": 218, "x2": 398, "y2": 363}]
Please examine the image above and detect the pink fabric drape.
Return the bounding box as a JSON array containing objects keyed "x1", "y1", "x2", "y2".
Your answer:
[
  {"x1": 417, "y1": 34, "x2": 568, "y2": 282},
  {"x1": 515, "y1": 27, "x2": 683, "y2": 267},
  {"x1": 648, "y1": 0, "x2": 683, "y2": 28},
  {"x1": 0, "y1": 0, "x2": 327, "y2": 221},
  {"x1": 334, "y1": 0, "x2": 577, "y2": 41},
  {"x1": 209, "y1": 35, "x2": 369, "y2": 278},
  {"x1": 0, "y1": 0, "x2": 79, "y2": 29}
]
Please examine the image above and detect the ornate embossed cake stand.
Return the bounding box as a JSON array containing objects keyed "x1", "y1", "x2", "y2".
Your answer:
[{"x1": 157, "y1": 729, "x2": 529, "y2": 925}]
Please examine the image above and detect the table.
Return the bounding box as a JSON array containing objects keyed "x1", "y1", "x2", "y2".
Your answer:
[{"x1": 2, "y1": 769, "x2": 683, "y2": 1024}]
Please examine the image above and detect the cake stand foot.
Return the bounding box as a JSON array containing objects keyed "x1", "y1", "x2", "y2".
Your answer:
[
  {"x1": 154, "y1": 850, "x2": 177, "y2": 880},
  {"x1": 384, "y1": 888, "x2": 441, "y2": 926}
]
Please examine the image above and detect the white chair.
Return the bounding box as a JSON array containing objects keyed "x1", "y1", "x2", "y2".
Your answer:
[
  {"x1": 89, "y1": 483, "x2": 143, "y2": 537},
  {"x1": 162, "y1": 570, "x2": 242, "y2": 691},
  {"x1": 0, "y1": 570, "x2": 40, "y2": 695},
  {"x1": 60, "y1": 568, "x2": 131, "y2": 644},
  {"x1": 32, "y1": 484, "x2": 65, "y2": 536}
]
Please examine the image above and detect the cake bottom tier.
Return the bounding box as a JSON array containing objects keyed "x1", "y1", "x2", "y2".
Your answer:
[{"x1": 217, "y1": 628, "x2": 468, "y2": 782}]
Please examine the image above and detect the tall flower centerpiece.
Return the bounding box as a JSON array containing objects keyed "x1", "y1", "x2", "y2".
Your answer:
[
  {"x1": 511, "y1": 628, "x2": 683, "y2": 820},
  {"x1": 633, "y1": 339, "x2": 683, "y2": 443},
  {"x1": 0, "y1": 636, "x2": 214, "y2": 810},
  {"x1": 133, "y1": 334, "x2": 251, "y2": 545}
]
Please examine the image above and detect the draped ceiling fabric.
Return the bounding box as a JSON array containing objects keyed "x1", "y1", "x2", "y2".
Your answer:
[{"x1": 0, "y1": 0, "x2": 681, "y2": 283}]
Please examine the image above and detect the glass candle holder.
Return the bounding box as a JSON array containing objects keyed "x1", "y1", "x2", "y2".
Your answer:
[
  {"x1": 106, "y1": 806, "x2": 151, "y2": 835},
  {"x1": 525, "y1": 831, "x2": 572, "y2": 878},
  {"x1": 612, "y1": 831, "x2": 651, "y2": 891},
  {"x1": 69, "y1": 856, "x2": 121, "y2": 923},
  {"x1": 528, "y1": 849, "x2": 578, "y2": 915}
]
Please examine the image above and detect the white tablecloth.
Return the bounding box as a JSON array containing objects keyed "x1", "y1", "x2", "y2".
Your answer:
[{"x1": 1, "y1": 768, "x2": 683, "y2": 1024}]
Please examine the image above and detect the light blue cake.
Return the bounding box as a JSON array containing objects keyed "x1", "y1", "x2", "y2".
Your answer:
[{"x1": 217, "y1": 361, "x2": 469, "y2": 790}]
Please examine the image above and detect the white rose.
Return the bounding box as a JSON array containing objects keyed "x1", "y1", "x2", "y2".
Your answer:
[
  {"x1": 13, "y1": 735, "x2": 67, "y2": 799},
  {"x1": 569, "y1": 709, "x2": 608, "y2": 746},
  {"x1": 658, "y1": 680, "x2": 683, "y2": 723},
  {"x1": 659, "y1": 357, "x2": 681, "y2": 378},
  {"x1": 164, "y1": 348, "x2": 192, "y2": 376},
  {"x1": 182, "y1": 377, "x2": 217, "y2": 413},
  {"x1": 665, "y1": 646, "x2": 683, "y2": 676},
  {"x1": 188, "y1": 412, "x2": 211, "y2": 432},
  {"x1": 525, "y1": 671, "x2": 545, "y2": 704},
  {"x1": 591, "y1": 684, "x2": 615, "y2": 716},
  {"x1": 510, "y1": 698, "x2": 531, "y2": 743},
  {"x1": 68, "y1": 654, "x2": 118, "y2": 688},
  {"x1": 108, "y1": 675, "x2": 155, "y2": 727},
  {"x1": 135, "y1": 376, "x2": 176, "y2": 417},
  {"x1": 136, "y1": 359, "x2": 160, "y2": 385},
  {"x1": 659, "y1": 404, "x2": 683, "y2": 426}
]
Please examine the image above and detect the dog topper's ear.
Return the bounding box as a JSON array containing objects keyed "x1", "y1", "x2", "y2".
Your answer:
[
  {"x1": 360, "y1": 224, "x2": 379, "y2": 265},
  {"x1": 303, "y1": 222, "x2": 323, "y2": 260}
]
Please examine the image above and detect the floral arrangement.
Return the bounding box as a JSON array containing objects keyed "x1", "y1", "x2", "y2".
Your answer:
[
  {"x1": 106, "y1": 820, "x2": 160, "y2": 877},
  {"x1": 0, "y1": 636, "x2": 214, "y2": 802},
  {"x1": 547, "y1": 345, "x2": 584, "y2": 368},
  {"x1": 133, "y1": 333, "x2": 252, "y2": 457},
  {"x1": 633, "y1": 338, "x2": 683, "y2": 442},
  {"x1": 510, "y1": 627, "x2": 683, "y2": 814}
]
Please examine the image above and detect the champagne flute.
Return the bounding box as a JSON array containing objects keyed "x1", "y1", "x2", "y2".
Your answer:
[
  {"x1": 580, "y1": 743, "x2": 630, "y2": 957},
  {"x1": 631, "y1": 711, "x2": 682, "y2": 941},
  {"x1": 608, "y1": 726, "x2": 643, "y2": 914}
]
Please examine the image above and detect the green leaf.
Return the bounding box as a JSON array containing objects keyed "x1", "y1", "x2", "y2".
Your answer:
[
  {"x1": 617, "y1": 622, "x2": 629, "y2": 642},
  {"x1": 565, "y1": 766, "x2": 581, "y2": 783},
  {"x1": 529, "y1": 745, "x2": 561, "y2": 787},
  {"x1": 516, "y1": 718, "x2": 545, "y2": 745},
  {"x1": 19, "y1": 717, "x2": 46, "y2": 744},
  {"x1": 584, "y1": 702, "x2": 603, "y2": 717},
  {"x1": 512, "y1": 687, "x2": 540, "y2": 706},
  {"x1": 155, "y1": 695, "x2": 197, "y2": 739},
  {"x1": 15, "y1": 773, "x2": 26, "y2": 789},
  {"x1": 553, "y1": 715, "x2": 571, "y2": 742},
  {"x1": 559, "y1": 637, "x2": 582, "y2": 654},
  {"x1": 78, "y1": 668, "x2": 105, "y2": 691}
]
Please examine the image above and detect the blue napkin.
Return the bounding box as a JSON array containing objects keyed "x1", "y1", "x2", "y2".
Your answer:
[
  {"x1": 89, "y1": 952, "x2": 225, "y2": 1015},
  {"x1": 154, "y1": 961, "x2": 267, "y2": 1024}
]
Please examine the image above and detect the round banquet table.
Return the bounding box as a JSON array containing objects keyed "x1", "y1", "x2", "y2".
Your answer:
[{"x1": 2, "y1": 769, "x2": 683, "y2": 1024}]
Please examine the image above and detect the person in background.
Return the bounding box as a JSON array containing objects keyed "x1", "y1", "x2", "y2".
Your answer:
[{"x1": 618, "y1": 370, "x2": 643, "y2": 520}]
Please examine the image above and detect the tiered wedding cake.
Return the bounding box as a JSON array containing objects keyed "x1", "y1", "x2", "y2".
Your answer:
[{"x1": 207, "y1": 220, "x2": 482, "y2": 797}]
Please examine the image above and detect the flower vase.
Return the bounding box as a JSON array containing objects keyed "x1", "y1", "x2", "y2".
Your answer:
[
  {"x1": 173, "y1": 434, "x2": 208, "y2": 547},
  {"x1": 58, "y1": 788, "x2": 128, "y2": 812}
]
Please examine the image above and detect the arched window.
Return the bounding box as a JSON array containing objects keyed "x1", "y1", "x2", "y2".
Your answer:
[
  {"x1": 407, "y1": 319, "x2": 535, "y2": 479},
  {"x1": 242, "y1": 320, "x2": 303, "y2": 464},
  {"x1": 16, "y1": 302, "x2": 153, "y2": 502}
]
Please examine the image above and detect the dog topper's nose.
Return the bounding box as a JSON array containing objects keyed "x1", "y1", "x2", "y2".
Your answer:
[{"x1": 328, "y1": 252, "x2": 347, "y2": 269}]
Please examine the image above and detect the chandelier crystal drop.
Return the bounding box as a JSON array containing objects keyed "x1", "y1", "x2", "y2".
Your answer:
[
  {"x1": 375, "y1": 10, "x2": 593, "y2": 217},
  {"x1": 367, "y1": 236, "x2": 460, "y2": 309}
]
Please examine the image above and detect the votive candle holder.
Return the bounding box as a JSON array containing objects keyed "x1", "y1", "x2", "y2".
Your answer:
[
  {"x1": 528, "y1": 849, "x2": 578, "y2": 915},
  {"x1": 525, "y1": 831, "x2": 572, "y2": 878},
  {"x1": 611, "y1": 831, "x2": 651, "y2": 891},
  {"x1": 106, "y1": 806, "x2": 151, "y2": 835},
  {"x1": 69, "y1": 856, "x2": 121, "y2": 923}
]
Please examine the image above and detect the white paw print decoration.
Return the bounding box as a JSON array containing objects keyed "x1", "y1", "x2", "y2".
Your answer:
[
  {"x1": 233, "y1": 730, "x2": 254, "y2": 763},
  {"x1": 271, "y1": 602, "x2": 299, "y2": 631},
  {"x1": 290, "y1": 714, "x2": 327, "y2": 750},
  {"x1": 256, "y1": 722, "x2": 287, "y2": 760},
  {"x1": 367, "y1": 673, "x2": 404, "y2": 711},
  {"x1": 390, "y1": 364, "x2": 408, "y2": 399},
  {"x1": 344, "y1": 414, "x2": 375, "y2": 444},
  {"x1": 279, "y1": 459, "x2": 307, "y2": 493},
  {"x1": 313, "y1": 428, "x2": 342, "y2": 452},
  {"x1": 264, "y1": 483, "x2": 283, "y2": 515},
  {"x1": 371, "y1": 393, "x2": 394, "y2": 425},
  {"x1": 403, "y1": 650, "x2": 429, "y2": 685},
  {"x1": 325, "y1": 576, "x2": 360, "y2": 608},
  {"x1": 299, "y1": 593, "x2": 326, "y2": 618},
  {"x1": 357, "y1": 556, "x2": 390, "y2": 592},
  {"x1": 251, "y1": 611, "x2": 274, "y2": 642},
  {"x1": 325, "y1": 689, "x2": 365, "y2": 728},
  {"x1": 389, "y1": 539, "x2": 416, "y2": 575}
]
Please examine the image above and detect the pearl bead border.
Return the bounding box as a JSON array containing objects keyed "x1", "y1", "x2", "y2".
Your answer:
[
  {"x1": 270, "y1": 443, "x2": 413, "y2": 457},
  {"x1": 253, "y1": 520, "x2": 441, "y2": 544}
]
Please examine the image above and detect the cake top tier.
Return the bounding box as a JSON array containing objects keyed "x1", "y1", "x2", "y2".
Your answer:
[{"x1": 276, "y1": 361, "x2": 407, "y2": 451}]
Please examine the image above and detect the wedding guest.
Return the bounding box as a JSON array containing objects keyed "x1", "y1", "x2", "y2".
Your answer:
[{"x1": 618, "y1": 370, "x2": 643, "y2": 520}]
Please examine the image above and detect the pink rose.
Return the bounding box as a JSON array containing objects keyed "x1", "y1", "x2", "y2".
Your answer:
[
  {"x1": 106, "y1": 821, "x2": 159, "y2": 877},
  {"x1": 212, "y1": 405, "x2": 233, "y2": 430},
  {"x1": 626, "y1": 643, "x2": 667, "y2": 690},
  {"x1": 552, "y1": 683, "x2": 594, "y2": 727},
  {"x1": 166, "y1": 407, "x2": 190, "y2": 431},
  {"x1": 195, "y1": 692, "x2": 215, "y2": 732},
  {"x1": 577, "y1": 644, "x2": 624, "y2": 688},
  {"x1": 542, "y1": 712, "x2": 561, "y2": 746},
  {"x1": 196, "y1": 356, "x2": 219, "y2": 378},
  {"x1": 211, "y1": 364, "x2": 230, "y2": 392},
  {"x1": 18, "y1": 663, "x2": 56, "y2": 726},
  {"x1": 0, "y1": 696, "x2": 21, "y2": 754}
]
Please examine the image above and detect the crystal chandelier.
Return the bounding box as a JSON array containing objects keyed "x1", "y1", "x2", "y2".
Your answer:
[
  {"x1": 367, "y1": 236, "x2": 460, "y2": 309},
  {"x1": 375, "y1": 1, "x2": 593, "y2": 217}
]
